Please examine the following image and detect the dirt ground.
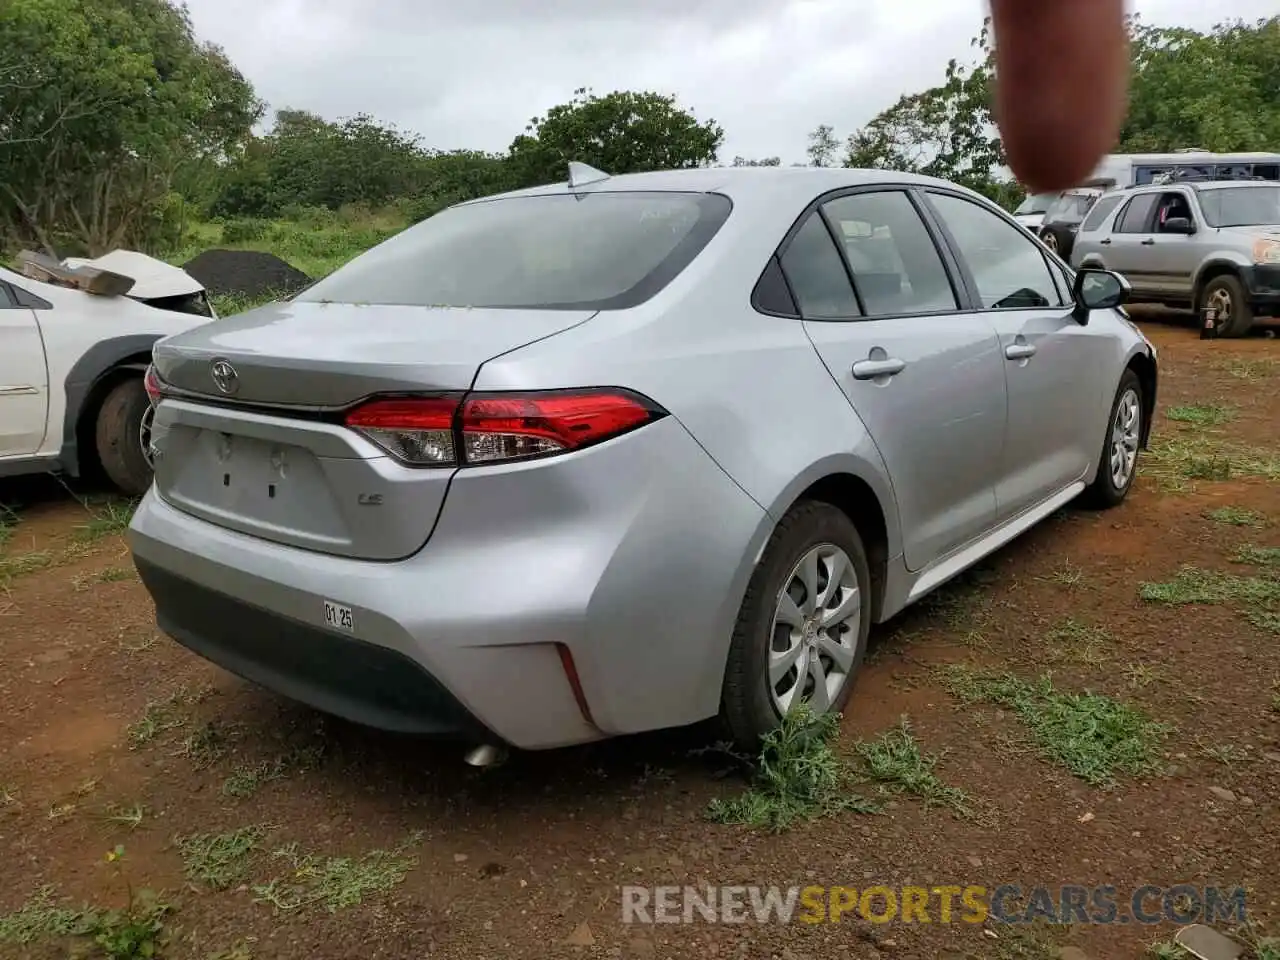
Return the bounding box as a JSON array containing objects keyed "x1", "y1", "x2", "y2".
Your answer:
[{"x1": 1, "y1": 315, "x2": 1278, "y2": 960}]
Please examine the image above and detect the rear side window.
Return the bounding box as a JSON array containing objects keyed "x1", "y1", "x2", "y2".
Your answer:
[
  {"x1": 295, "y1": 192, "x2": 731, "y2": 310},
  {"x1": 1081, "y1": 195, "x2": 1123, "y2": 232},
  {"x1": 822, "y1": 191, "x2": 959, "y2": 316},
  {"x1": 1116, "y1": 194, "x2": 1158, "y2": 233},
  {"x1": 780, "y1": 214, "x2": 861, "y2": 319}
]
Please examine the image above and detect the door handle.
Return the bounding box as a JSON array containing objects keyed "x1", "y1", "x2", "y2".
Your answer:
[
  {"x1": 1141, "y1": 239, "x2": 1155, "y2": 245},
  {"x1": 1100, "y1": 238, "x2": 1112, "y2": 245},
  {"x1": 1005, "y1": 343, "x2": 1037, "y2": 360},
  {"x1": 851, "y1": 357, "x2": 906, "y2": 380}
]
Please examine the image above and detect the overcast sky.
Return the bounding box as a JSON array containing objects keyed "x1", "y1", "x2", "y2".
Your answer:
[{"x1": 182, "y1": 0, "x2": 1277, "y2": 165}]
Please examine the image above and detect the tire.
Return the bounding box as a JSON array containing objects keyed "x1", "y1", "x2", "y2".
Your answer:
[
  {"x1": 1201, "y1": 274, "x2": 1255, "y2": 338},
  {"x1": 720, "y1": 501, "x2": 872, "y2": 754},
  {"x1": 1081, "y1": 369, "x2": 1143, "y2": 509},
  {"x1": 94, "y1": 377, "x2": 154, "y2": 497}
]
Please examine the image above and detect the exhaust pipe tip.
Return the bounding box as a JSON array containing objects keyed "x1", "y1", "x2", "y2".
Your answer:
[{"x1": 463, "y1": 743, "x2": 508, "y2": 768}]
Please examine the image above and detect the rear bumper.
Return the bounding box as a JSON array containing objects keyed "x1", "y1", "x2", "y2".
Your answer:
[
  {"x1": 128, "y1": 415, "x2": 770, "y2": 750},
  {"x1": 135, "y1": 557, "x2": 489, "y2": 738}
]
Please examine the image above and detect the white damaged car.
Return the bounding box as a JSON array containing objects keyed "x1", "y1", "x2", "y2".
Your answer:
[{"x1": 1, "y1": 249, "x2": 215, "y2": 496}]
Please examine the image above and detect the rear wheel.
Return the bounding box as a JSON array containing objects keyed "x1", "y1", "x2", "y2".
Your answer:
[
  {"x1": 1201, "y1": 274, "x2": 1254, "y2": 338},
  {"x1": 1081, "y1": 369, "x2": 1143, "y2": 509},
  {"x1": 94, "y1": 377, "x2": 154, "y2": 497},
  {"x1": 720, "y1": 502, "x2": 871, "y2": 754}
]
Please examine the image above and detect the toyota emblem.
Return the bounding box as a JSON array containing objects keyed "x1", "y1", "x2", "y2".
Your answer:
[{"x1": 210, "y1": 358, "x2": 239, "y2": 395}]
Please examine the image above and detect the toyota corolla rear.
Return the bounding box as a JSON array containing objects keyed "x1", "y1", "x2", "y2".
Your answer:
[{"x1": 128, "y1": 183, "x2": 769, "y2": 752}]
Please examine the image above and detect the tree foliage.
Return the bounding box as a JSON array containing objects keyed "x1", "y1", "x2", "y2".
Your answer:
[
  {"x1": 814, "y1": 15, "x2": 1280, "y2": 208},
  {"x1": 1120, "y1": 15, "x2": 1280, "y2": 151},
  {"x1": 506, "y1": 88, "x2": 724, "y2": 188},
  {"x1": 0, "y1": 0, "x2": 260, "y2": 254}
]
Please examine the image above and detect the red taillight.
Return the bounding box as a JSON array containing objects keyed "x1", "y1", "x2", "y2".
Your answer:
[
  {"x1": 345, "y1": 396, "x2": 460, "y2": 466},
  {"x1": 144, "y1": 365, "x2": 165, "y2": 405},
  {"x1": 343, "y1": 389, "x2": 664, "y2": 467}
]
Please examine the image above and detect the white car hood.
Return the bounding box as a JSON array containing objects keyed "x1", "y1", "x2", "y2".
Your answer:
[{"x1": 62, "y1": 250, "x2": 205, "y2": 300}]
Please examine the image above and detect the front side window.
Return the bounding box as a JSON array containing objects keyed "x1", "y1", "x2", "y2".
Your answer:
[
  {"x1": 927, "y1": 192, "x2": 1059, "y2": 310},
  {"x1": 779, "y1": 214, "x2": 861, "y2": 319},
  {"x1": 294, "y1": 191, "x2": 731, "y2": 310},
  {"x1": 822, "y1": 191, "x2": 959, "y2": 316},
  {"x1": 1115, "y1": 194, "x2": 1159, "y2": 233}
]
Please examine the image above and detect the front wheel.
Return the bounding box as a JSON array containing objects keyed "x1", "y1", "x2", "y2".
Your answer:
[
  {"x1": 720, "y1": 501, "x2": 871, "y2": 754},
  {"x1": 94, "y1": 377, "x2": 154, "y2": 497},
  {"x1": 1201, "y1": 275, "x2": 1254, "y2": 339},
  {"x1": 1081, "y1": 369, "x2": 1143, "y2": 509}
]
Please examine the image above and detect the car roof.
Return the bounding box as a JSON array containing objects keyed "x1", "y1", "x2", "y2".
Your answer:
[{"x1": 466, "y1": 166, "x2": 990, "y2": 207}]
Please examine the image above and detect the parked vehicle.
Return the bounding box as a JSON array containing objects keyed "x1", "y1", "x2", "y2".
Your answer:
[
  {"x1": 1014, "y1": 151, "x2": 1280, "y2": 231},
  {"x1": 1072, "y1": 177, "x2": 1280, "y2": 337},
  {"x1": 1, "y1": 250, "x2": 215, "y2": 496},
  {"x1": 129, "y1": 164, "x2": 1158, "y2": 761},
  {"x1": 1012, "y1": 191, "x2": 1060, "y2": 230},
  {"x1": 1037, "y1": 188, "x2": 1103, "y2": 261},
  {"x1": 1083, "y1": 150, "x2": 1280, "y2": 191}
]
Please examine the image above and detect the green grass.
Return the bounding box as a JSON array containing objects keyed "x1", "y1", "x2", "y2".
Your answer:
[
  {"x1": 0, "y1": 504, "x2": 18, "y2": 548},
  {"x1": 176, "y1": 825, "x2": 269, "y2": 891},
  {"x1": 73, "y1": 501, "x2": 137, "y2": 543},
  {"x1": 0, "y1": 549, "x2": 52, "y2": 588},
  {"x1": 126, "y1": 686, "x2": 214, "y2": 749},
  {"x1": 1166, "y1": 402, "x2": 1235, "y2": 426},
  {"x1": 941, "y1": 668, "x2": 1169, "y2": 786},
  {"x1": 0, "y1": 887, "x2": 98, "y2": 944},
  {"x1": 0, "y1": 884, "x2": 168, "y2": 959},
  {"x1": 1139, "y1": 566, "x2": 1280, "y2": 607},
  {"x1": 1142, "y1": 436, "x2": 1280, "y2": 491},
  {"x1": 1212, "y1": 356, "x2": 1278, "y2": 383},
  {"x1": 1207, "y1": 506, "x2": 1268, "y2": 527},
  {"x1": 167, "y1": 206, "x2": 407, "y2": 294},
  {"x1": 1234, "y1": 544, "x2": 1280, "y2": 567},
  {"x1": 705, "y1": 707, "x2": 881, "y2": 833},
  {"x1": 251, "y1": 833, "x2": 423, "y2": 913},
  {"x1": 221, "y1": 744, "x2": 324, "y2": 799},
  {"x1": 853, "y1": 718, "x2": 976, "y2": 819}
]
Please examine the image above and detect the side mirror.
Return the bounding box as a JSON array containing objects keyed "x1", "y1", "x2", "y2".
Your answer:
[
  {"x1": 1163, "y1": 216, "x2": 1195, "y2": 234},
  {"x1": 1072, "y1": 268, "x2": 1130, "y2": 324}
]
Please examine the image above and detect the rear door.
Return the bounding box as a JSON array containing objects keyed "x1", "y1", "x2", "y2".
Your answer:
[
  {"x1": 789, "y1": 187, "x2": 1007, "y2": 571},
  {"x1": 1104, "y1": 192, "x2": 1162, "y2": 294},
  {"x1": 0, "y1": 282, "x2": 48, "y2": 458},
  {"x1": 920, "y1": 189, "x2": 1108, "y2": 522}
]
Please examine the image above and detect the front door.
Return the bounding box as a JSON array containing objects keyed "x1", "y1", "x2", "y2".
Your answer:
[
  {"x1": 0, "y1": 285, "x2": 49, "y2": 458},
  {"x1": 781, "y1": 188, "x2": 1007, "y2": 571},
  {"x1": 922, "y1": 190, "x2": 1108, "y2": 521}
]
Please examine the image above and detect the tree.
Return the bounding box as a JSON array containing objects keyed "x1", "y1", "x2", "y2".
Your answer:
[
  {"x1": 0, "y1": 0, "x2": 260, "y2": 254},
  {"x1": 840, "y1": 20, "x2": 1005, "y2": 196},
  {"x1": 506, "y1": 88, "x2": 724, "y2": 188},
  {"x1": 806, "y1": 124, "x2": 840, "y2": 167},
  {"x1": 1120, "y1": 15, "x2": 1280, "y2": 152}
]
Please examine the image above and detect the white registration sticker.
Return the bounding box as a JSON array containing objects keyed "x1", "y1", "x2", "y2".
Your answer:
[{"x1": 323, "y1": 600, "x2": 354, "y2": 633}]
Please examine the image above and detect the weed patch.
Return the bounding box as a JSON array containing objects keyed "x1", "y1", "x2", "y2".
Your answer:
[
  {"x1": 221, "y1": 744, "x2": 324, "y2": 799},
  {"x1": 705, "y1": 707, "x2": 881, "y2": 833},
  {"x1": 1166, "y1": 403, "x2": 1234, "y2": 426},
  {"x1": 853, "y1": 718, "x2": 977, "y2": 819},
  {"x1": 1143, "y1": 436, "x2": 1280, "y2": 491},
  {"x1": 1140, "y1": 566, "x2": 1280, "y2": 632},
  {"x1": 251, "y1": 833, "x2": 422, "y2": 913},
  {"x1": 1234, "y1": 544, "x2": 1280, "y2": 568},
  {"x1": 177, "y1": 825, "x2": 270, "y2": 890},
  {"x1": 941, "y1": 668, "x2": 1169, "y2": 786},
  {"x1": 1206, "y1": 506, "x2": 1268, "y2": 527},
  {"x1": 73, "y1": 501, "x2": 137, "y2": 543}
]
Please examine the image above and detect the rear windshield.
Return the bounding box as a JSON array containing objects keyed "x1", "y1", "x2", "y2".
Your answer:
[
  {"x1": 1196, "y1": 186, "x2": 1280, "y2": 228},
  {"x1": 1014, "y1": 192, "x2": 1058, "y2": 216},
  {"x1": 294, "y1": 191, "x2": 732, "y2": 310}
]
